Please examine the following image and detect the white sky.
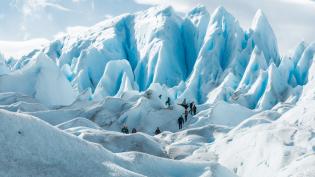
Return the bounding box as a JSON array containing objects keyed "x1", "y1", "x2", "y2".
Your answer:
[{"x1": 0, "y1": 0, "x2": 314, "y2": 56}]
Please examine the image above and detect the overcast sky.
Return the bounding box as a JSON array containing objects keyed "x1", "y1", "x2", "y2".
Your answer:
[{"x1": 0, "y1": 0, "x2": 314, "y2": 55}]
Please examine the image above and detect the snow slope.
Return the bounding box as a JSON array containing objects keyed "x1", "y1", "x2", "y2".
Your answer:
[
  {"x1": 0, "y1": 109, "x2": 235, "y2": 177},
  {"x1": 2, "y1": 86, "x2": 314, "y2": 177}
]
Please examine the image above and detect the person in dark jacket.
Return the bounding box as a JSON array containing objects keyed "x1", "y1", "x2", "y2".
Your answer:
[
  {"x1": 165, "y1": 97, "x2": 171, "y2": 108},
  {"x1": 178, "y1": 116, "x2": 184, "y2": 129},
  {"x1": 189, "y1": 102, "x2": 194, "y2": 115},
  {"x1": 121, "y1": 126, "x2": 129, "y2": 134},
  {"x1": 184, "y1": 109, "x2": 188, "y2": 122},
  {"x1": 155, "y1": 127, "x2": 161, "y2": 135},
  {"x1": 131, "y1": 128, "x2": 137, "y2": 133},
  {"x1": 178, "y1": 99, "x2": 189, "y2": 110},
  {"x1": 193, "y1": 105, "x2": 197, "y2": 115}
]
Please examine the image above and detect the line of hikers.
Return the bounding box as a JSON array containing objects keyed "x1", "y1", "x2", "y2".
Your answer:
[
  {"x1": 121, "y1": 98, "x2": 197, "y2": 135},
  {"x1": 121, "y1": 126, "x2": 161, "y2": 135},
  {"x1": 165, "y1": 96, "x2": 196, "y2": 114},
  {"x1": 160, "y1": 93, "x2": 196, "y2": 114},
  {"x1": 177, "y1": 99, "x2": 197, "y2": 129}
]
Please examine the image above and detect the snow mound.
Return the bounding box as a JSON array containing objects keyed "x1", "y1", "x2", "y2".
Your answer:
[
  {"x1": 158, "y1": 124, "x2": 230, "y2": 160},
  {"x1": 191, "y1": 101, "x2": 255, "y2": 128},
  {"x1": 0, "y1": 92, "x2": 42, "y2": 106},
  {"x1": 67, "y1": 128, "x2": 167, "y2": 157},
  {"x1": 56, "y1": 117, "x2": 102, "y2": 130},
  {"x1": 0, "y1": 101, "x2": 48, "y2": 112},
  {"x1": 0, "y1": 109, "x2": 138, "y2": 177},
  {"x1": 209, "y1": 101, "x2": 256, "y2": 127},
  {"x1": 276, "y1": 154, "x2": 315, "y2": 177}
]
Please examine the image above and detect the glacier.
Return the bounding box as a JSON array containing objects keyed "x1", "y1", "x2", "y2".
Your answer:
[
  {"x1": 6, "y1": 5, "x2": 311, "y2": 111},
  {"x1": 48, "y1": 6, "x2": 310, "y2": 109},
  {"x1": 0, "y1": 5, "x2": 315, "y2": 177}
]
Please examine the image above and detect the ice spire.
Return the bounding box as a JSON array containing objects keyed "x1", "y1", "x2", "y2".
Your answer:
[{"x1": 251, "y1": 9, "x2": 280, "y2": 66}]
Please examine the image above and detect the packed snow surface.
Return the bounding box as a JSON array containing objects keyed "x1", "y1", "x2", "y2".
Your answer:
[{"x1": 0, "y1": 5, "x2": 315, "y2": 177}]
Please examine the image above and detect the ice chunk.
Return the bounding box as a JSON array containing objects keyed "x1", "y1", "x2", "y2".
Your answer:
[
  {"x1": 0, "y1": 52, "x2": 78, "y2": 106},
  {"x1": 93, "y1": 59, "x2": 135, "y2": 99}
]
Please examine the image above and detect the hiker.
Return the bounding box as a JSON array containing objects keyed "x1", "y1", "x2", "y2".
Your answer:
[
  {"x1": 189, "y1": 102, "x2": 194, "y2": 115},
  {"x1": 177, "y1": 116, "x2": 184, "y2": 130},
  {"x1": 155, "y1": 127, "x2": 161, "y2": 135},
  {"x1": 184, "y1": 109, "x2": 189, "y2": 122},
  {"x1": 193, "y1": 105, "x2": 197, "y2": 115},
  {"x1": 132, "y1": 128, "x2": 137, "y2": 133},
  {"x1": 121, "y1": 126, "x2": 129, "y2": 134},
  {"x1": 165, "y1": 97, "x2": 171, "y2": 108},
  {"x1": 178, "y1": 98, "x2": 189, "y2": 110}
]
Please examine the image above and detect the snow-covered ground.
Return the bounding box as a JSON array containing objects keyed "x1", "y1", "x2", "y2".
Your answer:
[{"x1": 0, "y1": 5, "x2": 315, "y2": 177}]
